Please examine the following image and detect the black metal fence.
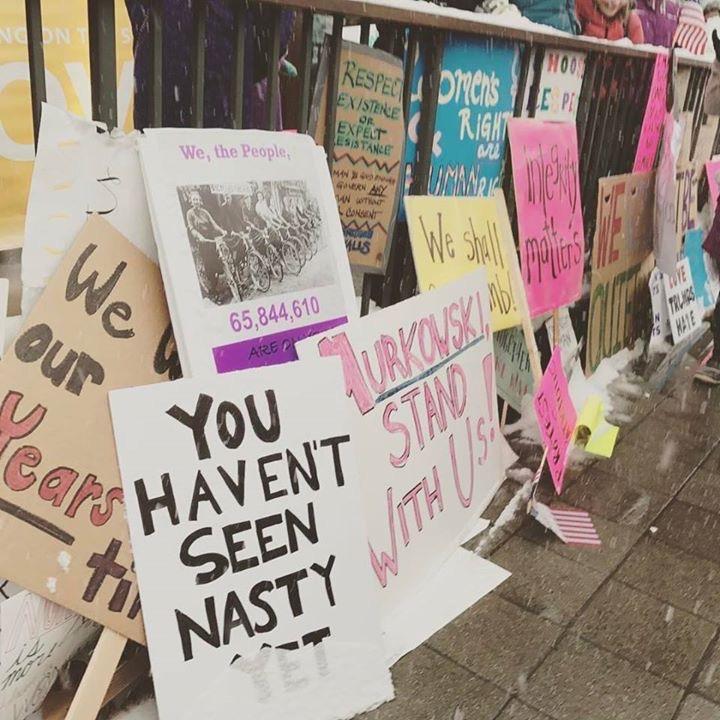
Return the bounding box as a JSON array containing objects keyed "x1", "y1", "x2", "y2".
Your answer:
[{"x1": 22, "y1": 0, "x2": 719, "y2": 314}]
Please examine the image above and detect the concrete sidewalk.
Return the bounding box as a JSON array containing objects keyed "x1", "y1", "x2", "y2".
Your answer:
[{"x1": 360, "y1": 342, "x2": 720, "y2": 720}]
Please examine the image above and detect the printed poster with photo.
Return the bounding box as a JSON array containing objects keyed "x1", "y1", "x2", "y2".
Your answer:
[
  {"x1": 139, "y1": 129, "x2": 356, "y2": 377},
  {"x1": 110, "y1": 360, "x2": 393, "y2": 720}
]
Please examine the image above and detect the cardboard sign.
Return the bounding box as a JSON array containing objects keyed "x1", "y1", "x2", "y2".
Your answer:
[
  {"x1": 633, "y1": 53, "x2": 669, "y2": 173},
  {"x1": 297, "y1": 269, "x2": 502, "y2": 638},
  {"x1": 494, "y1": 327, "x2": 533, "y2": 412},
  {"x1": 23, "y1": 104, "x2": 156, "y2": 314},
  {"x1": 534, "y1": 348, "x2": 576, "y2": 494},
  {"x1": 649, "y1": 268, "x2": 672, "y2": 348},
  {"x1": 110, "y1": 360, "x2": 393, "y2": 720},
  {"x1": 405, "y1": 195, "x2": 521, "y2": 331},
  {"x1": 403, "y1": 34, "x2": 519, "y2": 209},
  {"x1": 706, "y1": 158, "x2": 720, "y2": 210},
  {"x1": 675, "y1": 163, "x2": 698, "y2": 246},
  {"x1": 654, "y1": 113, "x2": 684, "y2": 275},
  {"x1": 586, "y1": 172, "x2": 655, "y2": 374},
  {"x1": 311, "y1": 41, "x2": 404, "y2": 274},
  {"x1": 508, "y1": 119, "x2": 584, "y2": 316},
  {"x1": 663, "y1": 257, "x2": 702, "y2": 343},
  {"x1": 139, "y1": 129, "x2": 357, "y2": 377},
  {"x1": 683, "y1": 228, "x2": 715, "y2": 310},
  {"x1": 0, "y1": 591, "x2": 98, "y2": 718},
  {"x1": 0, "y1": 216, "x2": 177, "y2": 643},
  {"x1": 532, "y1": 49, "x2": 586, "y2": 122}
]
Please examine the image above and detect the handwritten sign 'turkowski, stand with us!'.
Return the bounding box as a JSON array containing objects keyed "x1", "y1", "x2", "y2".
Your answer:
[
  {"x1": 110, "y1": 360, "x2": 393, "y2": 720},
  {"x1": 297, "y1": 267, "x2": 504, "y2": 657}
]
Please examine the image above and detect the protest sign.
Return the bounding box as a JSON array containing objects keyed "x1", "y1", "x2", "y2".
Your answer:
[
  {"x1": 663, "y1": 257, "x2": 702, "y2": 343},
  {"x1": 495, "y1": 327, "x2": 533, "y2": 412},
  {"x1": 405, "y1": 194, "x2": 521, "y2": 331},
  {"x1": 508, "y1": 119, "x2": 584, "y2": 316},
  {"x1": 575, "y1": 396, "x2": 619, "y2": 458},
  {"x1": 683, "y1": 228, "x2": 715, "y2": 310},
  {"x1": 706, "y1": 158, "x2": 720, "y2": 209},
  {"x1": 297, "y1": 268, "x2": 503, "y2": 646},
  {"x1": 22, "y1": 104, "x2": 156, "y2": 314},
  {"x1": 140, "y1": 129, "x2": 356, "y2": 377},
  {"x1": 0, "y1": 1, "x2": 133, "y2": 246},
  {"x1": 655, "y1": 113, "x2": 684, "y2": 275},
  {"x1": 633, "y1": 53, "x2": 669, "y2": 173},
  {"x1": 0, "y1": 216, "x2": 177, "y2": 643},
  {"x1": 586, "y1": 172, "x2": 655, "y2": 374},
  {"x1": 649, "y1": 268, "x2": 672, "y2": 348},
  {"x1": 403, "y1": 34, "x2": 518, "y2": 208},
  {"x1": 532, "y1": 49, "x2": 586, "y2": 122},
  {"x1": 544, "y1": 306, "x2": 578, "y2": 374},
  {"x1": 0, "y1": 591, "x2": 98, "y2": 719},
  {"x1": 675, "y1": 163, "x2": 698, "y2": 246},
  {"x1": 534, "y1": 347, "x2": 576, "y2": 494},
  {"x1": 311, "y1": 41, "x2": 404, "y2": 273},
  {"x1": 110, "y1": 360, "x2": 393, "y2": 720}
]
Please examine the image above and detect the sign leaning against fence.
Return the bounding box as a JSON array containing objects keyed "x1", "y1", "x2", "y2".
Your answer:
[
  {"x1": 0, "y1": 216, "x2": 177, "y2": 644},
  {"x1": 297, "y1": 268, "x2": 502, "y2": 637},
  {"x1": 403, "y1": 34, "x2": 519, "y2": 210},
  {"x1": 404, "y1": 194, "x2": 521, "y2": 331},
  {"x1": 508, "y1": 119, "x2": 585, "y2": 316},
  {"x1": 311, "y1": 40, "x2": 405, "y2": 274},
  {"x1": 530, "y1": 49, "x2": 586, "y2": 122},
  {"x1": 110, "y1": 360, "x2": 394, "y2": 720},
  {"x1": 586, "y1": 172, "x2": 655, "y2": 374}
]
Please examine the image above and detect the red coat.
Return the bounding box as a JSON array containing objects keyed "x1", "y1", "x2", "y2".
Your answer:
[{"x1": 575, "y1": 0, "x2": 645, "y2": 42}]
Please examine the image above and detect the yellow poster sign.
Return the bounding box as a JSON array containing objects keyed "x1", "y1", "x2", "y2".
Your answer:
[
  {"x1": 0, "y1": 0, "x2": 133, "y2": 246},
  {"x1": 405, "y1": 195, "x2": 522, "y2": 331}
]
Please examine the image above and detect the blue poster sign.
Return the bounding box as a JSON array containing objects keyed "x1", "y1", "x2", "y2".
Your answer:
[
  {"x1": 403, "y1": 34, "x2": 520, "y2": 211},
  {"x1": 683, "y1": 228, "x2": 714, "y2": 310}
]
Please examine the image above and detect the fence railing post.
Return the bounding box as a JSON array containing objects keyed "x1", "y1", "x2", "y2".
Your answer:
[{"x1": 87, "y1": 0, "x2": 117, "y2": 129}]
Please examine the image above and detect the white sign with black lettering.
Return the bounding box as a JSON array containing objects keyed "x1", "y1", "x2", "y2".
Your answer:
[
  {"x1": 663, "y1": 258, "x2": 702, "y2": 344},
  {"x1": 110, "y1": 360, "x2": 392, "y2": 720}
]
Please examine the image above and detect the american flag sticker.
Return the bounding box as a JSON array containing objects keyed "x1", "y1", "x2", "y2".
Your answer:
[{"x1": 530, "y1": 501, "x2": 602, "y2": 546}]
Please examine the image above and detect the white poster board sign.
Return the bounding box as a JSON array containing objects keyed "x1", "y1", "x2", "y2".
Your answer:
[
  {"x1": 545, "y1": 306, "x2": 579, "y2": 373},
  {"x1": 650, "y1": 268, "x2": 671, "y2": 348},
  {"x1": 22, "y1": 103, "x2": 156, "y2": 313},
  {"x1": 139, "y1": 129, "x2": 356, "y2": 377},
  {"x1": 663, "y1": 258, "x2": 702, "y2": 343},
  {"x1": 110, "y1": 360, "x2": 392, "y2": 720},
  {"x1": 533, "y1": 49, "x2": 586, "y2": 122},
  {"x1": 0, "y1": 591, "x2": 97, "y2": 719},
  {"x1": 297, "y1": 268, "x2": 503, "y2": 647}
]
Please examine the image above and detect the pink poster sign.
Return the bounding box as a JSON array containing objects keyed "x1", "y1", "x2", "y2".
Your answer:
[
  {"x1": 706, "y1": 159, "x2": 720, "y2": 210},
  {"x1": 633, "y1": 53, "x2": 669, "y2": 173},
  {"x1": 508, "y1": 119, "x2": 585, "y2": 317},
  {"x1": 534, "y1": 347, "x2": 577, "y2": 494}
]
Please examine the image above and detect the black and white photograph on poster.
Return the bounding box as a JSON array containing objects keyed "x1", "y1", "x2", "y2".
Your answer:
[{"x1": 177, "y1": 181, "x2": 336, "y2": 305}]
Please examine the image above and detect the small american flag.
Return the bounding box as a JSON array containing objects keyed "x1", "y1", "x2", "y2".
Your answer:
[
  {"x1": 530, "y1": 501, "x2": 602, "y2": 546},
  {"x1": 673, "y1": 1, "x2": 708, "y2": 56}
]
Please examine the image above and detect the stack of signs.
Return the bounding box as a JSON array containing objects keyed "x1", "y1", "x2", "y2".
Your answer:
[
  {"x1": 311, "y1": 40, "x2": 405, "y2": 273},
  {"x1": 633, "y1": 53, "x2": 669, "y2": 174},
  {"x1": 0, "y1": 591, "x2": 98, "y2": 718},
  {"x1": 507, "y1": 119, "x2": 584, "y2": 316},
  {"x1": 297, "y1": 268, "x2": 505, "y2": 659},
  {"x1": 0, "y1": 216, "x2": 176, "y2": 644},
  {"x1": 494, "y1": 328, "x2": 533, "y2": 412},
  {"x1": 404, "y1": 194, "x2": 521, "y2": 331},
  {"x1": 23, "y1": 104, "x2": 156, "y2": 313},
  {"x1": 527, "y1": 49, "x2": 586, "y2": 122},
  {"x1": 403, "y1": 35, "x2": 519, "y2": 204},
  {"x1": 139, "y1": 130, "x2": 356, "y2": 377},
  {"x1": 534, "y1": 348, "x2": 577, "y2": 494},
  {"x1": 586, "y1": 172, "x2": 655, "y2": 374},
  {"x1": 663, "y1": 257, "x2": 702, "y2": 343},
  {"x1": 110, "y1": 361, "x2": 393, "y2": 719}
]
